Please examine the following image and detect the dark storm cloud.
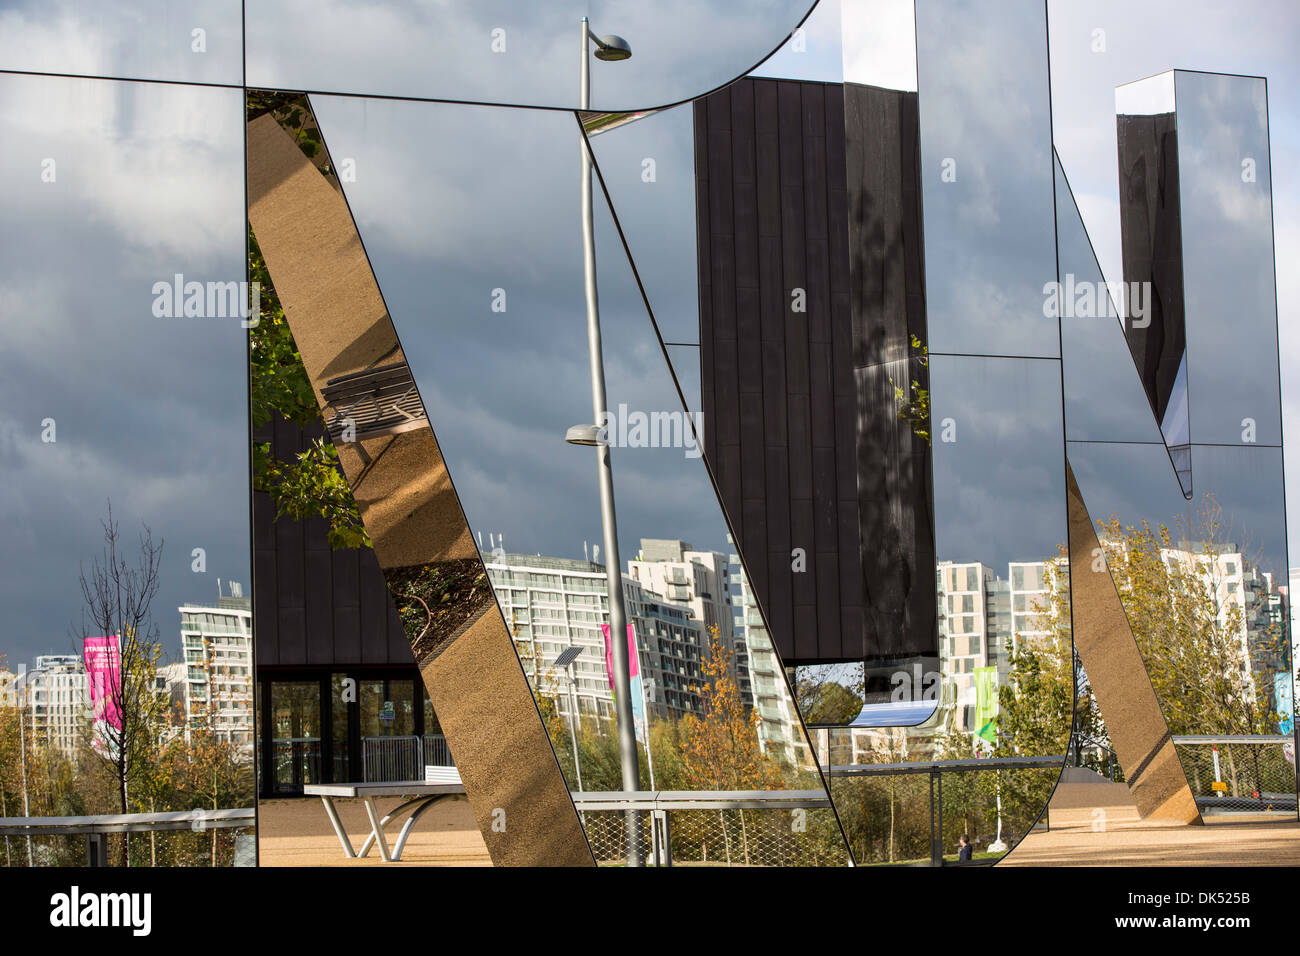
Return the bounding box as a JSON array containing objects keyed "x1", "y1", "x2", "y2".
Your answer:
[
  {"x1": 311, "y1": 95, "x2": 732, "y2": 566},
  {"x1": 246, "y1": 0, "x2": 815, "y2": 112},
  {"x1": 930, "y1": 354, "x2": 1069, "y2": 573},
  {"x1": 0, "y1": 75, "x2": 250, "y2": 665}
]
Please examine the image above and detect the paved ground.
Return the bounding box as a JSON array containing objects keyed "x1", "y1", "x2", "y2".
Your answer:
[
  {"x1": 257, "y1": 796, "x2": 492, "y2": 866},
  {"x1": 1001, "y1": 783, "x2": 1300, "y2": 866}
]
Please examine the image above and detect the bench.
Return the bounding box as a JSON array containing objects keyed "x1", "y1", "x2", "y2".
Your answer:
[{"x1": 320, "y1": 362, "x2": 428, "y2": 464}]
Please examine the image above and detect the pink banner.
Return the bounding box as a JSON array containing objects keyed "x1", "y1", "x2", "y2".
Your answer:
[
  {"x1": 601, "y1": 623, "x2": 638, "y2": 688},
  {"x1": 83, "y1": 635, "x2": 122, "y2": 734}
]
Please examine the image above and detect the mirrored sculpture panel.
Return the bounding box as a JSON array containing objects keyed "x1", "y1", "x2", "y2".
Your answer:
[
  {"x1": 245, "y1": 0, "x2": 817, "y2": 112},
  {"x1": 308, "y1": 91, "x2": 851, "y2": 865},
  {"x1": 914, "y1": 0, "x2": 1058, "y2": 357},
  {"x1": 0, "y1": 0, "x2": 243, "y2": 85}
]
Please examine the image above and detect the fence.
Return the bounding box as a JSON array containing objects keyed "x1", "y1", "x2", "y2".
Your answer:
[
  {"x1": 362, "y1": 734, "x2": 456, "y2": 782},
  {"x1": 1172, "y1": 735, "x2": 1297, "y2": 814},
  {"x1": 423, "y1": 734, "x2": 455, "y2": 767},
  {"x1": 571, "y1": 790, "x2": 844, "y2": 867},
  {"x1": 827, "y1": 755, "x2": 1066, "y2": 866},
  {"x1": 0, "y1": 808, "x2": 255, "y2": 867}
]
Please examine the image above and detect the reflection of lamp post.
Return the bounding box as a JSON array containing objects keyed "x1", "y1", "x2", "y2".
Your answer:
[
  {"x1": 568, "y1": 15, "x2": 642, "y2": 866},
  {"x1": 554, "y1": 645, "x2": 586, "y2": 793}
]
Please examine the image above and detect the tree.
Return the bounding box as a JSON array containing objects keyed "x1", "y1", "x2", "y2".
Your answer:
[
  {"x1": 1096, "y1": 498, "x2": 1285, "y2": 738},
  {"x1": 247, "y1": 90, "x2": 369, "y2": 550},
  {"x1": 249, "y1": 229, "x2": 370, "y2": 550},
  {"x1": 680, "y1": 626, "x2": 784, "y2": 865},
  {"x1": 74, "y1": 503, "x2": 171, "y2": 866}
]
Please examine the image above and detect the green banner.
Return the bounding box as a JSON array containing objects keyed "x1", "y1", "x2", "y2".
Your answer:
[{"x1": 974, "y1": 666, "x2": 998, "y2": 745}]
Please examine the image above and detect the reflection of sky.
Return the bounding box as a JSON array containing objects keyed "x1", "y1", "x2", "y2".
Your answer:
[
  {"x1": 311, "y1": 95, "x2": 733, "y2": 567},
  {"x1": 1069, "y1": 442, "x2": 1286, "y2": 581},
  {"x1": 1175, "y1": 71, "x2": 1281, "y2": 447},
  {"x1": 245, "y1": 0, "x2": 815, "y2": 112},
  {"x1": 1045, "y1": 0, "x2": 1300, "y2": 575},
  {"x1": 0, "y1": 0, "x2": 243, "y2": 84},
  {"x1": 0, "y1": 75, "x2": 249, "y2": 665},
  {"x1": 915, "y1": 0, "x2": 1059, "y2": 357},
  {"x1": 930, "y1": 355, "x2": 1068, "y2": 571}
]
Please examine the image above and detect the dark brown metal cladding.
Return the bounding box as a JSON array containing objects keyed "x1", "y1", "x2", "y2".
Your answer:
[{"x1": 694, "y1": 77, "x2": 936, "y2": 664}]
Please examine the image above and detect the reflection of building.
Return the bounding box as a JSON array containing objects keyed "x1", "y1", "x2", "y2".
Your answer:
[
  {"x1": 730, "y1": 554, "x2": 808, "y2": 768},
  {"x1": 935, "y1": 559, "x2": 1067, "y2": 734},
  {"x1": 485, "y1": 551, "x2": 707, "y2": 721},
  {"x1": 1154, "y1": 545, "x2": 1288, "y2": 699},
  {"x1": 179, "y1": 596, "x2": 255, "y2": 749},
  {"x1": 19, "y1": 655, "x2": 90, "y2": 757},
  {"x1": 628, "y1": 539, "x2": 734, "y2": 653},
  {"x1": 253, "y1": 415, "x2": 445, "y2": 798},
  {"x1": 936, "y1": 562, "x2": 994, "y2": 733}
]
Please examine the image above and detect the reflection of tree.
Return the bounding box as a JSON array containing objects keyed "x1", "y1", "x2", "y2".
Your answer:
[
  {"x1": 889, "y1": 334, "x2": 930, "y2": 443},
  {"x1": 249, "y1": 228, "x2": 370, "y2": 550},
  {"x1": 1097, "y1": 497, "x2": 1284, "y2": 738},
  {"x1": 794, "y1": 666, "x2": 864, "y2": 726},
  {"x1": 74, "y1": 503, "x2": 170, "y2": 866},
  {"x1": 247, "y1": 91, "x2": 369, "y2": 551},
  {"x1": 1001, "y1": 496, "x2": 1289, "y2": 811},
  {"x1": 995, "y1": 551, "x2": 1076, "y2": 829}
]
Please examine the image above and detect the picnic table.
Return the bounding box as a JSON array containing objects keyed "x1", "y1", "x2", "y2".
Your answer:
[{"x1": 303, "y1": 768, "x2": 465, "y2": 862}]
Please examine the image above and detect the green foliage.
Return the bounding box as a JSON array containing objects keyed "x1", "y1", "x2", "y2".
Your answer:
[
  {"x1": 246, "y1": 91, "x2": 323, "y2": 159},
  {"x1": 248, "y1": 228, "x2": 370, "y2": 550},
  {"x1": 889, "y1": 334, "x2": 930, "y2": 444}
]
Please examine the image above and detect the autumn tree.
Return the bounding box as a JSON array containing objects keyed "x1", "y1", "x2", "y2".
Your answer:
[
  {"x1": 74, "y1": 503, "x2": 172, "y2": 865},
  {"x1": 679, "y1": 626, "x2": 784, "y2": 864},
  {"x1": 1096, "y1": 498, "x2": 1285, "y2": 737}
]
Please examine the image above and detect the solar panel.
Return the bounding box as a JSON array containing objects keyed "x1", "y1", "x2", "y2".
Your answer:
[{"x1": 554, "y1": 646, "x2": 583, "y2": 669}]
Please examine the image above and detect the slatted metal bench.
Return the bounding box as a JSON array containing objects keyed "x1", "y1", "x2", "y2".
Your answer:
[{"x1": 321, "y1": 362, "x2": 428, "y2": 463}]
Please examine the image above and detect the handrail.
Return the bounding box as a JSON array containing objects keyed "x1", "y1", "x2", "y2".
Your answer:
[
  {"x1": 1172, "y1": 735, "x2": 1292, "y2": 746},
  {"x1": 0, "y1": 808, "x2": 254, "y2": 836},
  {"x1": 570, "y1": 789, "x2": 830, "y2": 811},
  {"x1": 826, "y1": 755, "x2": 1066, "y2": 777}
]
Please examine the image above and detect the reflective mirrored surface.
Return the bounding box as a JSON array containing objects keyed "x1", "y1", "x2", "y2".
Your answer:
[
  {"x1": 311, "y1": 92, "x2": 848, "y2": 862},
  {"x1": 1069, "y1": 439, "x2": 1290, "y2": 745},
  {"x1": 0, "y1": 73, "x2": 249, "y2": 664},
  {"x1": 0, "y1": 74, "x2": 252, "y2": 861},
  {"x1": 1116, "y1": 72, "x2": 1191, "y2": 492},
  {"x1": 247, "y1": 96, "x2": 592, "y2": 864},
  {"x1": 1056, "y1": 154, "x2": 1166, "y2": 444},
  {"x1": 246, "y1": 0, "x2": 816, "y2": 112},
  {"x1": 0, "y1": 0, "x2": 243, "y2": 85},
  {"x1": 914, "y1": 0, "x2": 1058, "y2": 357},
  {"x1": 1174, "y1": 71, "x2": 1281, "y2": 448}
]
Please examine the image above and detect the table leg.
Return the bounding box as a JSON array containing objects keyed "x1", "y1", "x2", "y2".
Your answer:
[
  {"x1": 320, "y1": 796, "x2": 356, "y2": 858},
  {"x1": 391, "y1": 795, "x2": 449, "y2": 861},
  {"x1": 363, "y1": 796, "x2": 392, "y2": 862}
]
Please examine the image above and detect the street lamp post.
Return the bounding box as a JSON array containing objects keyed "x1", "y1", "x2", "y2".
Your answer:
[{"x1": 574, "y1": 16, "x2": 643, "y2": 866}]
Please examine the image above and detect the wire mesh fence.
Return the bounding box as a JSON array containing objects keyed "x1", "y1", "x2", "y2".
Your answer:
[
  {"x1": 579, "y1": 806, "x2": 846, "y2": 866},
  {"x1": 1, "y1": 826, "x2": 254, "y2": 867},
  {"x1": 1173, "y1": 736, "x2": 1297, "y2": 814}
]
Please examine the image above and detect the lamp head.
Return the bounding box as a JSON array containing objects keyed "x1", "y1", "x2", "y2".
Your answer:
[{"x1": 593, "y1": 34, "x2": 632, "y2": 61}]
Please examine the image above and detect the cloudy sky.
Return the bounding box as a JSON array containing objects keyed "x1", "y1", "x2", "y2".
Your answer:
[
  {"x1": 0, "y1": 73, "x2": 249, "y2": 667},
  {"x1": 1, "y1": 0, "x2": 1296, "y2": 665}
]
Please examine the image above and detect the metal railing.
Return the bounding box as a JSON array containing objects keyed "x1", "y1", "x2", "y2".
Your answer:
[
  {"x1": 423, "y1": 733, "x2": 455, "y2": 768},
  {"x1": 362, "y1": 735, "x2": 423, "y2": 782},
  {"x1": 0, "y1": 809, "x2": 255, "y2": 867},
  {"x1": 570, "y1": 790, "x2": 843, "y2": 867},
  {"x1": 827, "y1": 755, "x2": 1067, "y2": 866},
  {"x1": 360, "y1": 735, "x2": 456, "y2": 782},
  {"x1": 1172, "y1": 735, "x2": 1297, "y2": 814}
]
